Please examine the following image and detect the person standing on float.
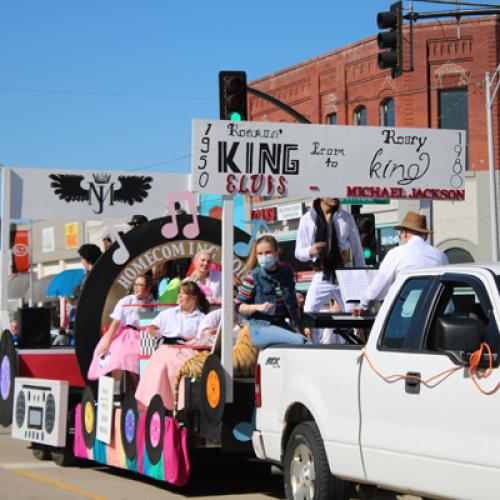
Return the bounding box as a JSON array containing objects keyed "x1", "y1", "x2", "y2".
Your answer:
[{"x1": 295, "y1": 198, "x2": 365, "y2": 343}]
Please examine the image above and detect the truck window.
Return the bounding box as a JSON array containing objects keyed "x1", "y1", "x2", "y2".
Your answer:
[
  {"x1": 380, "y1": 278, "x2": 429, "y2": 351},
  {"x1": 425, "y1": 281, "x2": 500, "y2": 354}
]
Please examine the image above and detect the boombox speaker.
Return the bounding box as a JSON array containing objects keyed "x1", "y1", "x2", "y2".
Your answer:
[{"x1": 17, "y1": 307, "x2": 51, "y2": 349}]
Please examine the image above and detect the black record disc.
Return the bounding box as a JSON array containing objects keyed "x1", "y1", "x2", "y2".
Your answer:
[
  {"x1": 120, "y1": 392, "x2": 138, "y2": 460},
  {"x1": 200, "y1": 354, "x2": 226, "y2": 427},
  {"x1": 144, "y1": 394, "x2": 165, "y2": 465},
  {"x1": 0, "y1": 330, "x2": 16, "y2": 427},
  {"x1": 80, "y1": 386, "x2": 97, "y2": 449}
]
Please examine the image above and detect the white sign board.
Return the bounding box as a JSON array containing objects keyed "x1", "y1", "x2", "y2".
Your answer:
[
  {"x1": 277, "y1": 203, "x2": 304, "y2": 221},
  {"x1": 42, "y1": 227, "x2": 55, "y2": 253},
  {"x1": 96, "y1": 375, "x2": 114, "y2": 444},
  {"x1": 8, "y1": 167, "x2": 190, "y2": 220},
  {"x1": 192, "y1": 119, "x2": 466, "y2": 201}
]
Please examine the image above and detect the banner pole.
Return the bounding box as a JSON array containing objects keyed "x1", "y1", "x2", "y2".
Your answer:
[{"x1": 0, "y1": 168, "x2": 12, "y2": 331}]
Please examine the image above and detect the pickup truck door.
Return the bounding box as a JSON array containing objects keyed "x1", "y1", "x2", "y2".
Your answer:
[{"x1": 360, "y1": 272, "x2": 500, "y2": 500}]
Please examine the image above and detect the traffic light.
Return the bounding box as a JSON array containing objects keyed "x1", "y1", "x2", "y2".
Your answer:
[
  {"x1": 219, "y1": 71, "x2": 247, "y2": 121},
  {"x1": 377, "y1": 1, "x2": 403, "y2": 77},
  {"x1": 355, "y1": 213, "x2": 377, "y2": 266}
]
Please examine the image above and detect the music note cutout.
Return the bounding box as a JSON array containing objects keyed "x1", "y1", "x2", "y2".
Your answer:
[
  {"x1": 234, "y1": 219, "x2": 270, "y2": 258},
  {"x1": 161, "y1": 192, "x2": 200, "y2": 240},
  {"x1": 111, "y1": 230, "x2": 131, "y2": 265}
]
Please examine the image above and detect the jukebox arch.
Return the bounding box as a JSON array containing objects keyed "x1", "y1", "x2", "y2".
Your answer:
[{"x1": 74, "y1": 214, "x2": 249, "y2": 383}]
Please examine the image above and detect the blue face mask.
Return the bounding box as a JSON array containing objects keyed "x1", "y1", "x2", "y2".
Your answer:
[{"x1": 257, "y1": 254, "x2": 277, "y2": 270}]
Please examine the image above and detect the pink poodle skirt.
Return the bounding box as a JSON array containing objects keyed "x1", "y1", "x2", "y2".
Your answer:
[
  {"x1": 87, "y1": 325, "x2": 140, "y2": 380},
  {"x1": 135, "y1": 345, "x2": 198, "y2": 411}
]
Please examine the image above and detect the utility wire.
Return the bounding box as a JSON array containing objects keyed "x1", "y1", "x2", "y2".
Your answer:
[
  {"x1": 127, "y1": 155, "x2": 191, "y2": 172},
  {"x1": 0, "y1": 87, "x2": 215, "y2": 101},
  {"x1": 414, "y1": 0, "x2": 500, "y2": 7}
]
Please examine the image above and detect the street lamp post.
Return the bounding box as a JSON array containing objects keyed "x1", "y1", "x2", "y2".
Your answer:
[{"x1": 486, "y1": 64, "x2": 500, "y2": 261}]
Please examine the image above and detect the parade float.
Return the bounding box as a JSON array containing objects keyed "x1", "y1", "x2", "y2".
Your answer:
[{"x1": 0, "y1": 116, "x2": 465, "y2": 486}]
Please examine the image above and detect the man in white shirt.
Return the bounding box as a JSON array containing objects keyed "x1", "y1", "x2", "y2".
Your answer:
[
  {"x1": 295, "y1": 198, "x2": 365, "y2": 343},
  {"x1": 353, "y1": 211, "x2": 448, "y2": 315}
]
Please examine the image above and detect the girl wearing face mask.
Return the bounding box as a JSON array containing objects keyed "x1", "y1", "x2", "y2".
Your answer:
[{"x1": 237, "y1": 235, "x2": 308, "y2": 348}]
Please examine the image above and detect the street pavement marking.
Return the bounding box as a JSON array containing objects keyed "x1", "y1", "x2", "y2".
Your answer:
[
  {"x1": 5, "y1": 467, "x2": 107, "y2": 500},
  {"x1": 1, "y1": 461, "x2": 57, "y2": 469}
]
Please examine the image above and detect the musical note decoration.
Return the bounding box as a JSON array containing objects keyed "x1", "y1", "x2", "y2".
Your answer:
[
  {"x1": 110, "y1": 229, "x2": 131, "y2": 265},
  {"x1": 234, "y1": 219, "x2": 270, "y2": 258},
  {"x1": 161, "y1": 192, "x2": 200, "y2": 240},
  {"x1": 232, "y1": 409, "x2": 256, "y2": 442}
]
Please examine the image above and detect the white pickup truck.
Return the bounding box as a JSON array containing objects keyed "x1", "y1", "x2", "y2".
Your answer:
[{"x1": 252, "y1": 264, "x2": 500, "y2": 500}]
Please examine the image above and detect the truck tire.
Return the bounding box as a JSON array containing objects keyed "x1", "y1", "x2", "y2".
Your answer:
[
  {"x1": 32, "y1": 443, "x2": 51, "y2": 461},
  {"x1": 284, "y1": 422, "x2": 349, "y2": 500},
  {"x1": 51, "y1": 445, "x2": 76, "y2": 467}
]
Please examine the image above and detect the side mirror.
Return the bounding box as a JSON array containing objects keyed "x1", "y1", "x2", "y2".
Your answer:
[{"x1": 434, "y1": 315, "x2": 484, "y2": 355}]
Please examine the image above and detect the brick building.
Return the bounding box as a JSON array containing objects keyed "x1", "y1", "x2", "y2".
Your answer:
[{"x1": 248, "y1": 15, "x2": 500, "y2": 267}]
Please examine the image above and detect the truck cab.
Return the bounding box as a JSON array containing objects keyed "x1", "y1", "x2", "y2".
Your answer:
[{"x1": 253, "y1": 264, "x2": 500, "y2": 500}]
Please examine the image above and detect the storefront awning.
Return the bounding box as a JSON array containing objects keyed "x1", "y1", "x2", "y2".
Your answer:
[{"x1": 47, "y1": 269, "x2": 85, "y2": 298}]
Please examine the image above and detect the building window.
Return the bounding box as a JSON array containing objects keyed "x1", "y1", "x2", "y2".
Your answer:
[
  {"x1": 439, "y1": 88, "x2": 468, "y2": 169},
  {"x1": 353, "y1": 106, "x2": 367, "y2": 126},
  {"x1": 327, "y1": 113, "x2": 337, "y2": 125},
  {"x1": 380, "y1": 98, "x2": 395, "y2": 126},
  {"x1": 444, "y1": 247, "x2": 474, "y2": 264}
]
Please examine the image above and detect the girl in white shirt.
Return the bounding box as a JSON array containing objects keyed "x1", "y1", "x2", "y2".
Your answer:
[
  {"x1": 135, "y1": 281, "x2": 209, "y2": 411},
  {"x1": 87, "y1": 274, "x2": 153, "y2": 382}
]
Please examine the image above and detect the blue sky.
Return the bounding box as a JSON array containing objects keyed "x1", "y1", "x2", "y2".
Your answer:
[{"x1": 1, "y1": 1, "x2": 443, "y2": 174}]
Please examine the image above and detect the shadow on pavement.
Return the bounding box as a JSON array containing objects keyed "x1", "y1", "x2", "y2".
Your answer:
[{"x1": 80, "y1": 454, "x2": 285, "y2": 498}]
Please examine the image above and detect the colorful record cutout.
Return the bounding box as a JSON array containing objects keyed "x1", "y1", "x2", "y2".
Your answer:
[
  {"x1": 81, "y1": 386, "x2": 96, "y2": 449},
  {"x1": 0, "y1": 330, "x2": 16, "y2": 427},
  {"x1": 120, "y1": 392, "x2": 138, "y2": 460},
  {"x1": 145, "y1": 394, "x2": 165, "y2": 465},
  {"x1": 200, "y1": 354, "x2": 226, "y2": 427}
]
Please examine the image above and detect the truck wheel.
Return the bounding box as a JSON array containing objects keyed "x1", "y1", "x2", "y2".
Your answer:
[
  {"x1": 284, "y1": 422, "x2": 348, "y2": 500},
  {"x1": 32, "y1": 443, "x2": 51, "y2": 461},
  {"x1": 51, "y1": 445, "x2": 76, "y2": 467}
]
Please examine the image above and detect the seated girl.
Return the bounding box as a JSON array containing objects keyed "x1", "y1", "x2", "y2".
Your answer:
[
  {"x1": 237, "y1": 235, "x2": 308, "y2": 348},
  {"x1": 87, "y1": 274, "x2": 153, "y2": 391},
  {"x1": 195, "y1": 298, "x2": 242, "y2": 347},
  {"x1": 185, "y1": 250, "x2": 221, "y2": 301},
  {"x1": 135, "y1": 281, "x2": 210, "y2": 411}
]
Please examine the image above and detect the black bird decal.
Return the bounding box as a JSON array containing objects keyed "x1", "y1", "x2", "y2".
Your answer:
[
  {"x1": 113, "y1": 175, "x2": 153, "y2": 205},
  {"x1": 49, "y1": 174, "x2": 89, "y2": 202},
  {"x1": 49, "y1": 174, "x2": 153, "y2": 205}
]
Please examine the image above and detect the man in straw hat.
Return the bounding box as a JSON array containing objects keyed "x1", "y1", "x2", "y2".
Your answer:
[{"x1": 352, "y1": 211, "x2": 448, "y2": 316}]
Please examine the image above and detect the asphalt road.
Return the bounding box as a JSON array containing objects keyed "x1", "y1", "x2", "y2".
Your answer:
[
  {"x1": 0, "y1": 426, "x2": 284, "y2": 500},
  {"x1": 0, "y1": 427, "x2": 423, "y2": 500}
]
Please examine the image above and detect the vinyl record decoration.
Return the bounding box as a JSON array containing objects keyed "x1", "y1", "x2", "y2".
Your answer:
[
  {"x1": 0, "y1": 330, "x2": 16, "y2": 427},
  {"x1": 200, "y1": 354, "x2": 226, "y2": 427},
  {"x1": 145, "y1": 394, "x2": 165, "y2": 465},
  {"x1": 81, "y1": 386, "x2": 97, "y2": 449},
  {"x1": 120, "y1": 392, "x2": 139, "y2": 460}
]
